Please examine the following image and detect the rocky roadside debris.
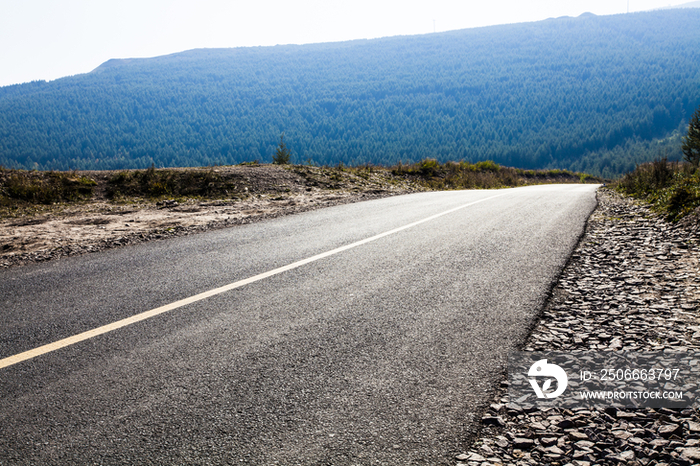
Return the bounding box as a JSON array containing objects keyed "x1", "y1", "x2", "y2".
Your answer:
[{"x1": 457, "y1": 188, "x2": 700, "y2": 466}]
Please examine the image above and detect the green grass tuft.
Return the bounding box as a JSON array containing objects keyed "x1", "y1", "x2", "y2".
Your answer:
[
  {"x1": 614, "y1": 158, "x2": 700, "y2": 221},
  {"x1": 0, "y1": 168, "x2": 96, "y2": 205}
]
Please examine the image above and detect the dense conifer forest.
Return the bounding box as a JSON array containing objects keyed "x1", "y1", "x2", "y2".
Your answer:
[{"x1": 0, "y1": 9, "x2": 699, "y2": 177}]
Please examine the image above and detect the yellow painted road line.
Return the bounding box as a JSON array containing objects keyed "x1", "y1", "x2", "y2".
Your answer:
[{"x1": 0, "y1": 192, "x2": 507, "y2": 370}]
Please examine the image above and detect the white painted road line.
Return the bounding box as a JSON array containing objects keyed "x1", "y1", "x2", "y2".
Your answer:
[{"x1": 0, "y1": 192, "x2": 507, "y2": 370}]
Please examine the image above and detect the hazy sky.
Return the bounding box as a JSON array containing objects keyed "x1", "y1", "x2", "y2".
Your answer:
[{"x1": 0, "y1": 0, "x2": 693, "y2": 87}]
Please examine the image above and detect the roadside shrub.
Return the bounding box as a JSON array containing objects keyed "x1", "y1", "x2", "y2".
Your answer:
[
  {"x1": 475, "y1": 160, "x2": 500, "y2": 172},
  {"x1": 106, "y1": 166, "x2": 238, "y2": 199},
  {"x1": 390, "y1": 159, "x2": 597, "y2": 190},
  {"x1": 418, "y1": 158, "x2": 440, "y2": 176},
  {"x1": 660, "y1": 174, "x2": 700, "y2": 221},
  {"x1": 0, "y1": 169, "x2": 96, "y2": 204},
  {"x1": 615, "y1": 157, "x2": 700, "y2": 221},
  {"x1": 616, "y1": 157, "x2": 681, "y2": 198}
]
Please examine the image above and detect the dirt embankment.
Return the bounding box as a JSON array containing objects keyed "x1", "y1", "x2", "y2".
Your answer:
[{"x1": 0, "y1": 164, "x2": 423, "y2": 268}]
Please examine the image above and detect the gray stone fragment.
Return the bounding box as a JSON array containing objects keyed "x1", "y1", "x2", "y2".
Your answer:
[
  {"x1": 512, "y1": 438, "x2": 535, "y2": 449},
  {"x1": 681, "y1": 447, "x2": 700, "y2": 461},
  {"x1": 481, "y1": 416, "x2": 505, "y2": 427},
  {"x1": 545, "y1": 445, "x2": 565, "y2": 455},
  {"x1": 687, "y1": 420, "x2": 700, "y2": 432},
  {"x1": 539, "y1": 437, "x2": 558, "y2": 447},
  {"x1": 658, "y1": 423, "x2": 682, "y2": 438}
]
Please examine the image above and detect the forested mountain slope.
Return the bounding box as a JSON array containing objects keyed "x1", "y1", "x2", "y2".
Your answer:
[{"x1": 1, "y1": 9, "x2": 699, "y2": 176}]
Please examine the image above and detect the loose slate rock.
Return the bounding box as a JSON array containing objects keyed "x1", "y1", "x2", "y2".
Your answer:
[
  {"x1": 658, "y1": 424, "x2": 682, "y2": 438},
  {"x1": 681, "y1": 447, "x2": 700, "y2": 461},
  {"x1": 513, "y1": 438, "x2": 535, "y2": 449},
  {"x1": 456, "y1": 189, "x2": 700, "y2": 466}
]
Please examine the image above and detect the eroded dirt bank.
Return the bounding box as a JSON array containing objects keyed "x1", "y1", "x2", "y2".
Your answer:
[{"x1": 0, "y1": 164, "x2": 424, "y2": 268}]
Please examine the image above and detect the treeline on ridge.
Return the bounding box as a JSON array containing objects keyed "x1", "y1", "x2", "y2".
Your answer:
[{"x1": 0, "y1": 9, "x2": 699, "y2": 177}]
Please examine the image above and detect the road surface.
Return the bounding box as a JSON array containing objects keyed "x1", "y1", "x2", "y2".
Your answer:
[{"x1": 0, "y1": 185, "x2": 598, "y2": 465}]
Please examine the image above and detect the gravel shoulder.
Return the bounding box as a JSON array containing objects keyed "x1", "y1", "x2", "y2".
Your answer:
[{"x1": 457, "y1": 188, "x2": 700, "y2": 466}]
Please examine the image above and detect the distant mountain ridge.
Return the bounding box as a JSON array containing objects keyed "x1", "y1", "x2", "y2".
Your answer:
[
  {"x1": 659, "y1": 1, "x2": 700, "y2": 9},
  {"x1": 1, "y1": 9, "x2": 699, "y2": 177}
]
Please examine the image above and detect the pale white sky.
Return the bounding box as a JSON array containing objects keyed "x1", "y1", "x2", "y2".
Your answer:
[{"x1": 0, "y1": 0, "x2": 692, "y2": 87}]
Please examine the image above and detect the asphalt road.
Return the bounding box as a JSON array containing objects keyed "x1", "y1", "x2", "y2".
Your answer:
[{"x1": 0, "y1": 184, "x2": 598, "y2": 465}]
